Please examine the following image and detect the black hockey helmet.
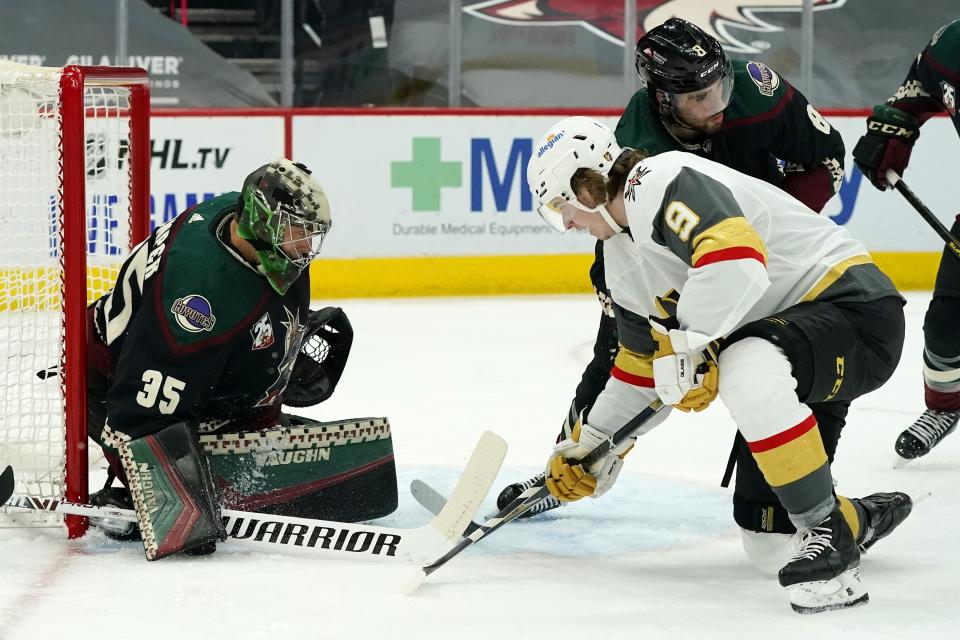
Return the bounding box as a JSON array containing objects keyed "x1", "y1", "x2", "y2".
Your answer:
[{"x1": 635, "y1": 18, "x2": 733, "y2": 119}]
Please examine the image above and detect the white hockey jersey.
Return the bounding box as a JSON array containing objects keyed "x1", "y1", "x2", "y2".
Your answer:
[{"x1": 586, "y1": 151, "x2": 899, "y2": 439}]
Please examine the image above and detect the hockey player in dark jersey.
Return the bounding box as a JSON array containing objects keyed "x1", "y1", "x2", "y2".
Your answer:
[
  {"x1": 853, "y1": 19, "x2": 960, "y2": 461},
  {"x1": 500, "y1": 19, "x2": 852, "y2": 535},
  {"x1": 528, "y1": 116, "x2": 910, "y2": 613},
  {"x1": 84, "y1": 159, "x2": 396, "y2": 560}
]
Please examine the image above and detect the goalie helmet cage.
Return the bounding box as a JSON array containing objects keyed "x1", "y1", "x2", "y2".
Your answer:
[{"x1": 0, "y1": 63, "x2": 150, "y2": 538}]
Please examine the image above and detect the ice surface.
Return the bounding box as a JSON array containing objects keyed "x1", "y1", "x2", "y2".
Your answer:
[{"x1": 1, "y1": 292, "x2": 955, "y2": 639}]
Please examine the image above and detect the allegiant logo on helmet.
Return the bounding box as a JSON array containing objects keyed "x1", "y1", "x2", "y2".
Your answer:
[{"x1": 537, "y1": 131, "x2": 565, "y2": 158}]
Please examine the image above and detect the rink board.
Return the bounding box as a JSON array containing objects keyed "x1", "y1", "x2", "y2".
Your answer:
[{"x1": 4, "y1": 110, "x2": 953, "y2": 299}]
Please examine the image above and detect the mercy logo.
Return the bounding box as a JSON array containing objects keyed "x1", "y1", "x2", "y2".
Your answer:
[
  {"x1": 392, "y1": 136, "x2": 533, "y2": 213},
  {"x1": 537, "y1": 130, "x2": 564, "y2": 157},
  {"x1": 391, "y1": 137, "x2": 462, "y2": 211}
]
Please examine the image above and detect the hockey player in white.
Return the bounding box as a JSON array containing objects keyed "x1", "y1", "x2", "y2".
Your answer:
[{"x1": 527, "y1": 117, "x2": 911, "y2": 613}]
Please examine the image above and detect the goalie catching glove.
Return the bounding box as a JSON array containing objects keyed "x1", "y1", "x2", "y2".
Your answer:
[
  {"x1": 284, "y1": 306, "x2": 354, "y2": 407},
  {"x1": 545, "y1": 418, "x2": 634, "y2": 502},
  {"x1": 649, "y1": 315, "x2": 719, "y2": 413}
]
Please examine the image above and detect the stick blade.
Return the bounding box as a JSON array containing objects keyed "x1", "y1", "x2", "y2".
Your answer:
[
  {"x1": 0, "y1": 466, "x2": 14, "y2": 504},
  {"x1": 411, "y1": 479, "x2": 481, "y2": 537},
  {"x1": 401, "y1": 568, "x2": 428, "y2": 596},
  {"x1": 428, "y1": 431, "x2": 506, "y2": 542},
  {"x1": 411, "y1": 479, "x2": 448, "y2": 516}
]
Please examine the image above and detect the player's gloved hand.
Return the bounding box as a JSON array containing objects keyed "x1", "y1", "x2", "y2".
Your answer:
[
  {"x1": 649, "y1": 316, "x2": 719, "y2": 413},
  {"x1": 545, "y1": 419, "x2": 634, "y2": 502},
  {"x1": 852, "y1": 104, "x2": 919, "y2": 190}
]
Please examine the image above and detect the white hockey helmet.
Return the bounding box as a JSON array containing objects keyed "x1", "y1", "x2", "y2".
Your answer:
[{"x1": 527, "y1": 116, "x2": 622, "y2": 232}]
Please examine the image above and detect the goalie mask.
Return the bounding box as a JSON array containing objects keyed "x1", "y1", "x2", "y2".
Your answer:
[
  {"x1": 238, "y1": 159, "x2": 332, "y2": 295},
  {"x1": 527, "y1": 116, "x2": 623, "y2": 234}
]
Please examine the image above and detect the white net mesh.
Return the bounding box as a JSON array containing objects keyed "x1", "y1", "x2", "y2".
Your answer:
[{"x1": 0, "y1": 62, "x2": 134, "y2": 527}]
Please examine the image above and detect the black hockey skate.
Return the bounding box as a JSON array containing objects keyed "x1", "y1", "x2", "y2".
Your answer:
[
  {"x1": 497, "y1": 472, "x2": 564, "y2": 518},
  {"x1": 778, "y1": 502, "x2": 868, "y2": 614},
  {"x1": 89, "y1": 487, "x2": 141, "y2": 541},
  {"x1": 855, "y1": 492, "x2": 913, "y2": 553},
  {"x1": 895, "y1": 409, "x2": 959, "y2": 459}
]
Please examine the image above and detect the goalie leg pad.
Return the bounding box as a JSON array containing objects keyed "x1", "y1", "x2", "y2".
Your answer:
[
  {"x1": 118, "y1": 421, "x2": 225, "y2": 560},
  {"x1": 200, "y1": 416, "x2": 398, "y2": 522}
]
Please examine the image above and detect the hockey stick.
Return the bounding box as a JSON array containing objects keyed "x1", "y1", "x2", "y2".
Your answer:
[
  {"x1": 410, "y1": 479, "x2": 481, "y2": 537},
  {"x1": 403, "y1": 398, "x2": 666, "y2": 594},
  {"x1": 886, "y1": 170, "x2": 960, "y2": 261},
  {"x1": 2, "y1": 431, "x2": 507, "y2": 563}
]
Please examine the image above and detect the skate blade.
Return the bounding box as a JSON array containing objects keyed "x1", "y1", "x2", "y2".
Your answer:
[{"x1": 787, "y1": 566, "x2": 869, "y2": 614}]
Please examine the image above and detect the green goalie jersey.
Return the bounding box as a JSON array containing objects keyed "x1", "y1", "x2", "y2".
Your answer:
[{"x1": 88, "y1": 193, "x2": 312, "y2": 443}]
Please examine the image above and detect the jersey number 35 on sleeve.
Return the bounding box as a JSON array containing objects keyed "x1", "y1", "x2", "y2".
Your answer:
[{"x1": 136, "y1": 370, "x2": 186, "y2": 414}]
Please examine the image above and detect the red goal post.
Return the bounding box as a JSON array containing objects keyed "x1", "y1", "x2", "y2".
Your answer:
[{"x1": 0, "y1": 63, "x2": 150, "y2": 538}]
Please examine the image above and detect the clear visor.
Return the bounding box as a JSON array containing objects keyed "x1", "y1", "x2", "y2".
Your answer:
[
  {"x1": 536, "y1": 196, "x2": 569, "y2": 233},
  {"x1": 671, "y1": 72, "x2": 734, "y2": 121},
  {"x1": 536, "y1": 195, "x2": 606, "y2": 234},
  {"x1": 276, "y1": 208, "x2": 331, "y2": 266}
]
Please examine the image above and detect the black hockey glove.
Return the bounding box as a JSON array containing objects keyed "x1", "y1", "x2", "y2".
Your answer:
[
  {"x1": 852, "y1": 104, "x2": 919, "y2": 190},
  {"x1": 284, "y1": 306, "x2": 354, "y2": 407}
]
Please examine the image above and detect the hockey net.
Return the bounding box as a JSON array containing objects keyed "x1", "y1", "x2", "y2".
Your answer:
[{"x1": 0, "y1": 62, "x2": 149, "y2": 536}]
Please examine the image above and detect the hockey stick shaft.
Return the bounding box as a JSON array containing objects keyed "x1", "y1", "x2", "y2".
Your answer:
[
  {"x1": 4, "y1": 492, "x2": 434, "y2": 560},
  {"x1": 406, "y1": 398, "x2": 665, "y2": 591},
  {"x1": 886, "y1": 170, "x2": 960, "y2": 260}
]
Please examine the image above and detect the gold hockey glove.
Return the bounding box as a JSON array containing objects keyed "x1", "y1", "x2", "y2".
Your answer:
[
  {"x1": 545, "y1": 420, "x2": 634, "y2": 502},
  {"x1": 650, "y1": 315, "x2": 719, "y2": 413}
]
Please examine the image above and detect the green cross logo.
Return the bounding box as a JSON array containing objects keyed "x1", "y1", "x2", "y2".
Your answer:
[{"x1": 391, "y1": 137, "x2": 462, "y2": 211}]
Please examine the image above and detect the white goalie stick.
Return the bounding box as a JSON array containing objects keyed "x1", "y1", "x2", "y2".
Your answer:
[
  {"x1": 1, "y1": 431, "x2": 507, "y2": 563},
  {"x1": 403, "y1": 398, "x2": 666, "y2": 594},
  {"x1": 410, "y1": 479, "x2": 481, "y2": 536}
]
